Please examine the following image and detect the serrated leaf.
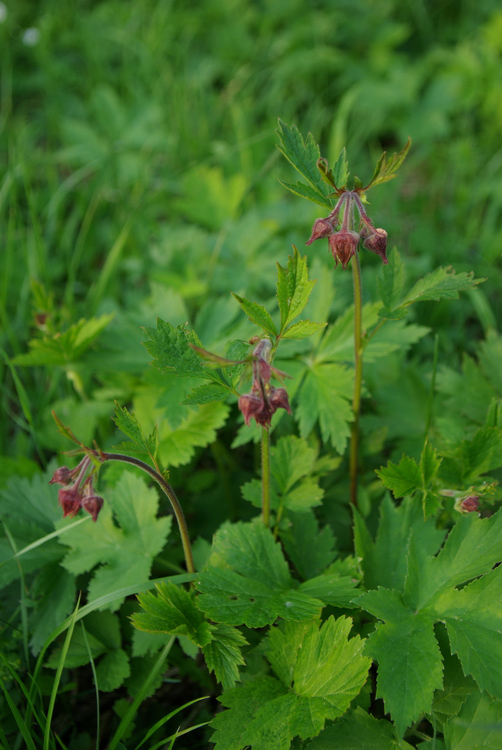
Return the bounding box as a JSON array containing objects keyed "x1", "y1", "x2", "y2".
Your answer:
[
  {"x1": 113, "y1": 403, "x2": 158, "y2": 459},
  {"x1": 271, "y1": 436, "x2": 317, "y2": 495},
  {"x1": 305, "y1": 707, "x2": 414, "y2": 749},
  {"x1": 404, "y1": 508, "x2": 502, "y2": 611},
  {"x1": 278, "y1": 180, "x2": 332, "y2": 208},
  {"x1": 96, "y1": 648, "x2": 131, "y2": 692},
  {"x1": 276, "y1": 247, "x2": 317, "y2": 332},
  {"x1": 299, "y1": 572, "x2": 360, "y2": 608},
  {"x1": 195, "y1": 522, "x2": 323, "y2": 627},
  {"x1": 358, "y1": 588, "x2": 443, "y2": 737},
  {"x1": 282, "y1": 319, "x2": 327, "y2": 339},
  {"x1": 296, "y1": 363, "x2": 353, "y2": 453},
  {"x1": 433, "y1": 566, "x2": 502, "y2": 699},
  {"x1": 401, "y1": 267, "x2": 484, "y2": 307},
  {"x1": 442, "y1": 692, "x2": 502, "y2": 750},
  {"x1": 12, "y1": 314, "x2": 114, "y2": 367},
  {"x1": 30, "y1": 565, "x2": 77, "y2": 654},
  {"x1": 377, "y1": 248, "x2": 405, "y2": 315},
  {"x1": 276, "y1": 119, "x2": 331, "y2": 203},
  {"x1": 364, "y1": 137, "x2": 411, "y2": 191},
  {"x1": 132, "y1": 581, "x2": 213, "y2": 647},
  {"x1": 142, "y1": 319, "x2": 217, "y2": 380},
  {"x1": 280, "y1": 510, "x2": 336, "y2": 580},
  {"x1": 333, "y1": 147, "x2": 349, "y2": 190},
  {"x1": 202, "y1": 622, "x2": 248, "y2": 690},
  {"x1": 158, "y1": 401, "x2": 230, "y2": 467},
  {"x1": 59, "y1": 472, "x2": 172, "y2": 610},
  {"x1": 231, "y1": 293, "x2": 277, "y2": 336},
  {"x1": 211, "y1": 617, "x2": 370, "y2": 749},
  {"x1": 353, "y1": 495, "x2": 445, "y2": 592},
  {"x1": 181, "y1": 383, "x2": 231, "y2": 404},
  {"x1": 376, "y1": 455, "x2": 421, "y2": 498}
]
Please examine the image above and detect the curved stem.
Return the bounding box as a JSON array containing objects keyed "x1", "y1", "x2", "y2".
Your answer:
[
  {"x1": 349, "y1": 251, "x2": 363, "y2": 507},
  {"x1": 261, "y1": 427, "x2": 271, "y2": 526},
  {"x1": 101, "y1": 452, "x2": 195, "y2": 574}
]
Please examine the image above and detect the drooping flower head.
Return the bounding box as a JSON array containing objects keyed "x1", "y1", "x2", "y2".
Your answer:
[
  {"x1": 238, "y1": 339, "x2": 292, "y2": 428},
  {"x1": 50, "y1": 456, "x2": 104, "y2": 522}
]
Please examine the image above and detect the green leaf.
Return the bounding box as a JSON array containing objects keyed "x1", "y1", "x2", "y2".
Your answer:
[
  {"x1": 12, "y1": 314, "x2": 114, "y2": 367},
  {"x1": 195, "y1": 522, "x2": 323, "y2": 627},
  {"x1": 376, "y1": 455, "x2": 421, "y2": 499},
  {"x1": 358, "y1": 588, "x2": 443, "y2": 737},
  {"x1": 282, "y1": 320, "x2": 327, "y2": 339},
  {"x1": 401, "y1": 267, "x2": 484, "y2": 307},
  {"x1": 202, "y1": 622, "x2": 248, "y2": 690},
  {"x1": 59, "y1": 472, "x2": 172, "y2": 610},
  {"x1": 181, "y1": 383, "x2": 231, "y2": 404},
  {"x1": 403, "y1": 509, "x2": 502, "y2": 611},
  {"x1": 30, "y1": 564, "x2": 77, "y2": 654},
  {"x1": 132, "y1": 581, "x2": 213, "y2": 647},
  {"x1": 231, "y1": 293, "x2": 277, "y2": 336},
  {"x1": 364, "y1": 138, "x2": 411, "y2": 191},
  {"x1": 271, "y1": 436, "x2": 317, "y2": 495},
  {"x1": 211, "y1": 617, "x2": 370, "y2": 749},
  {"x1": 433, "y1": 566, "x2": 502, "y2": 699},
  {"x1": 296, "y1": 363, "x2": 353, "y2": 453},
  {"x1": 276, "y1": 247, "x2": 317, "y2": 332},
  {"x1": 442, "y1": 692, "x2": 502, "y2": 750},
  {"x1": 278, "y1": 180, "x2": 332, "y2": 208},
  {"x1": 276, "y1": 119, "x2": 331, "y2": 205},
  {"x1": 142, "y1": 319, "x2": 216, "y2": 380},
  {"x1": 158, "y1": 402, "x2": 230, "y2": 467},
  {"x1": 299, "y1": 572, "x2": 360, "y2": 608},
  {"x1": 280, "y1": 509, "x2": 336, "y2": 580},
  {"x1": 333, "y1": 147, "x2": 349, "y2": 190},
  {"x1": 305, "y1": 707, "x2": 414, "y2": 749},
  {"x1": 377, "y1": 248, "x2": 405, "y2": 316},
  {"x1": 96, "y1": 648, "x2": 131, "y2": 692},
  {"x1": 113, "y1": 403, "x2": 158, "y2": 459},
  {"x1": 353, "y1": 495, "x2": 445, "y2": 593}
]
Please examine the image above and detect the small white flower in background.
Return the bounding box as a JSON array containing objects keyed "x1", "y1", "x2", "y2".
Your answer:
[
  {"x1": 0, "y1": 3, "x2": 7, "y2": 23},
  {"x1": 22, "y1": 27, "x2": 40, "y2": 46}
]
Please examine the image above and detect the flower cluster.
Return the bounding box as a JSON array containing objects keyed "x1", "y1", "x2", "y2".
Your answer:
[
  {"x1": 238, "y1": 339, "x2": 292, "y2": 428},
  {"x1": 50, "y1": 457, "x2": 104, "y2": 522},
  {"x1": 306, "y1": 191, "x2": 388, "y2": 269}
]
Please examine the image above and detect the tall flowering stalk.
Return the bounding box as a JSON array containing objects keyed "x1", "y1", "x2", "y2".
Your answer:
[
  {"x1": 275, "y1": 121, "x2": 412, "y2": 507},
  {"x1": 307, "y1": 191, "x2": 390, "y2": 505}
]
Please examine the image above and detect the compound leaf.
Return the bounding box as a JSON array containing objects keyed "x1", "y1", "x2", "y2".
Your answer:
[{"x1": 202, "y1": 622, "x2": 248, "y2": 690}]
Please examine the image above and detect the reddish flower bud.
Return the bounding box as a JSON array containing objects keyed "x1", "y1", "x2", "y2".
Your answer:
[
  {"x1": 238, "y1": 393, "x2": 265, "y2": 426},
  {"x1": 49, "y1": 466, "x2": 74, "y2": 486},
  {"x1": 81, "y1": 493, "x2": 104, "y2": 522},
  {"x1": 306, "y1": 218, "x2": 333, "y2": 246},
  {"x1": 58, "y1": 486, "x2": 83, "y2": 518},
  {"x1": 457, "y1": 495, "x2": 480, "y2": 514},
  {"x1": 363, "y1": 228, "x2": 388, "y2": 264},
  {"x1": 269, "y1": 387, "x2": 292, "y2": 415},
  {"x1": 329, "y1": 230, "x2": 360, "y2": 269}
]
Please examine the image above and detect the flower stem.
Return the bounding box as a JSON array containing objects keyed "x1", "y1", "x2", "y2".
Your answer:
[
  {"x1": 261, "y1": 427, "x2": 271, "y2": 526},
  {"x1": 100, "y1": 452, "x2": 195, "y2": 574},
  {"x1": 349, "y1": 250, "x2": 363, "y2": 507}
]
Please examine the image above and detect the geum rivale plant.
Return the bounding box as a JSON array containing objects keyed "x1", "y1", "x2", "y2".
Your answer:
[{"x1": 48, "y1": 121, "x2": 502, "y2": 749}]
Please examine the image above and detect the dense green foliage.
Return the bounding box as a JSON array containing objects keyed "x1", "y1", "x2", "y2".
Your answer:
[{"x1": 2, "y1": 1, "x2": 502, "y2": 748}]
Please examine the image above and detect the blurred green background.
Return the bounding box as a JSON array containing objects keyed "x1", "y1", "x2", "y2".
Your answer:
[{"x1": 2, "y1": 0, "x2": 502, "y2": 472}]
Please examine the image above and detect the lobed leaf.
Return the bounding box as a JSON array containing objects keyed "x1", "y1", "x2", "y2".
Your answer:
[
  {"x1": 276, "y1": 119, "x2": 331, "y2": 204},
  {"x1": 142, "y1": 319, "x2": 216, "y2": 380},
  {"x1": 202, "y1": 622, "x2": 248, "y2": 690},
  {"x1": 113, "y1": 403, "x2": 158, "y2": 459},
  {"x1": 231, "y1": 293, "x2": 277, "y2": 336}
]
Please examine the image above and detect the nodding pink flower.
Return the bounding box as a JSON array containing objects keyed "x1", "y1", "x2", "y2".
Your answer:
[
  {"x1": 329, "y1": 230, "x2": 360, "y2": 270},
  {"x1": 363, "y1": 228, "x2": 388, "y2": 264},
  {"x1": 305, "y1": 190, "x2": 389, "y2": 268},
  {"x1": 58, "y1": 485, "x2": 84, "y2": 519},
  {"x1": 238, "y1": 339, "x2": 292, "y2": 428},
  {"x1": 306, "y1": 218, "x2": 334, "y2": 246},
  {"x1": 456, "y1": 495, "x2": 480, "y2": 514},
  {"x1": 50, "y1": 457, "x2": 104, "y2": 522}
]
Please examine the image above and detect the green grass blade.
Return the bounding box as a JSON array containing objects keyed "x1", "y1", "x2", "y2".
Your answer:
[
  {"x1": 134, "y1": 696, "x2": 208, "y2": 750},
  {"x1": 0, "y1": 516, "x2": 91, "y2": 570},
  {"x1": 0, "y1": 677, "x2": 38, "y2": 750},
  {"x1": 81, "y1": 622, "x2": 100, "y2": 750},
  {"x1": 43, "y1": 595, "x2": 81, "y2": 750},
  {"x1": 108, "y1": 636, "x2": 176, "y2": 750}
]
